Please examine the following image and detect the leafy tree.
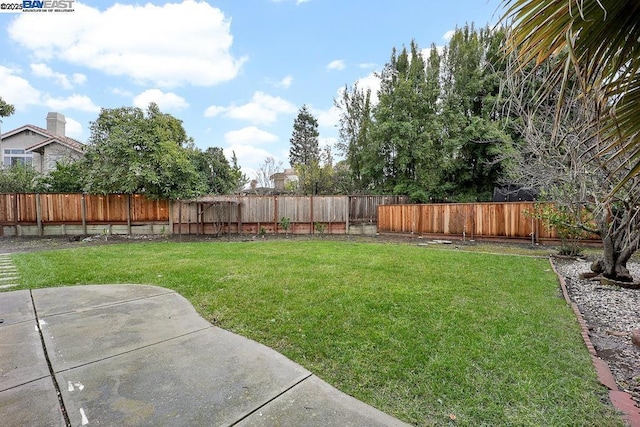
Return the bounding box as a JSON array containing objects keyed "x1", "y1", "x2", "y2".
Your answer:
[
  {"x1": 0, "y1": 164, "x2": 43, "y2": 193},
  {"x1": 83, "y1": 103, "x2": 205, "y2": 200},
  {"x1": 0, "y1": 97, "x2": 15, "y2": 118},
  {"x1": 439, "y1": 25, "x2": 514, "y2": 201},
  {"x1": 503, "y1": 0, "x2": 640, "y2": 190},
  {"x1": 189, "y1": 147, "x2": 245, "y2": 194},
  {"x1": 338, "y1": 29, "x2": 514, "y2": 202},
  {"x1": 367, "y1": 41, "x2": 435, "y2": 200},
  {"x1": 228, "y1": 151, "x2": 248, "y2": 193},
  {"x1": 504, "y1": 50, "x2": 639, "y2": 282},
  {"x1": 334, "y1": 83, "x2": 372, "y2": 192},
  {"x1": 40, "y1": 161, "x2": 86, "y2": 193},
  {"x1": 289, "y1": 105, "x2": 319, "y2": 167}
]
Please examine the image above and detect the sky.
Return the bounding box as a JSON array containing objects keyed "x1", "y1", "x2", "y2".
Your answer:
[{"x1": 0, "y1": 0, "x2": 503, "y2": 179}]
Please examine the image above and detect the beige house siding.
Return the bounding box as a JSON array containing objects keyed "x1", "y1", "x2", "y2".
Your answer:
[
  {"x1": 0, "y1": 112, "x2": 84, "y2": 174},
  {"x1": 38, "y1": 143, "x2": 84, "y2": 174}
]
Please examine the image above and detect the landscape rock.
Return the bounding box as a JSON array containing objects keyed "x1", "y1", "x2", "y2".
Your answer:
[{"x1": 632, "y1": 330, "x2": 640, "y2": 349}]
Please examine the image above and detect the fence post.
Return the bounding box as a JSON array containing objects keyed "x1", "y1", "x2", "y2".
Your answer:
[
  {"x1": 274, "y1": 195, "x2": 278, "y2": 234},
  {"x1": 345, "y1": 196, "x2": 350, "y2": 235},
  {"x1": 310, "y1": 196, "x2": 314, "y2": 235},
  {"x1": 36, "y1": 193, "x2": 43, "y2": 236},
  {"x1": 81, "y1": 194, "x2": 87, "y2": 235},
  {"x1": 236, "y1": 197, "x2": 242, "y2": 235},
  {"x1": 167, "y1": 200, "x2": 173, "y2": 236},
  {"x1": 126, "y1": 194, "x2": 132, "y2": 235}
]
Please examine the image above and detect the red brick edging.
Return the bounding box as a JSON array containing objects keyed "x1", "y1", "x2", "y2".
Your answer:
[{"x1": 550, "y1": 258, "x2": 640, "y2": 427}]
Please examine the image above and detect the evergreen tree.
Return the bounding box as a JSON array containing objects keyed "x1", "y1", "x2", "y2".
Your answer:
[
  {"x1": 368, "y1": 41, "x2": 435, "y2": 201},
  {"x1": 289, "y1": 105, "x2": 319, "y2": 167},
  {"x1": 439, "y1": 25, "x2": 514, "y2": 201}
]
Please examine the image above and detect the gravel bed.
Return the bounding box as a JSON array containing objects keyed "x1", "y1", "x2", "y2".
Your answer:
[{"x1": 553, "y1": 259, "x2": 640, "y2": 407}]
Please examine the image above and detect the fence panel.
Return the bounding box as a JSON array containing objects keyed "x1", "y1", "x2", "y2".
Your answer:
[
  {"x1": 379, "y1": 202, "x2": 563, "y2": 240},
  {"x1": 40, "y1": 193, "x2": 83, "y2": 222},
  {"x1": 0, "y1": 194, "x2": 17, "y2": 223},
  {"x1": 130, "y1": 195, "x2": 169, "y2": 222}
]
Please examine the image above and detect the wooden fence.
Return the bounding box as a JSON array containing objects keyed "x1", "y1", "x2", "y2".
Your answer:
[
  {"x1": 0, "y1": 194, "x2": 406, "y2": 237},
  {"x1": 172, "y1": 195, "x2": 408, "y2": 235},
  {"x1": 0, "y1": 193, "x2": 169, "y2": 236},
  {"x1": 378, "y1": 202, "x2": 563, "y2": 242},
  {"x1": 0, "y1": 194, "x2": 601, "y2": 242}
]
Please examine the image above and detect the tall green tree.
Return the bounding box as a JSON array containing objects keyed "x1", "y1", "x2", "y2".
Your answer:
[
  {"x1": 289, "y1": 105, "x2": 320, "y2": 194},
  {"x1": 334, "y1": 83, "x2": 372, "y2": 192},
  {"x1": 368, "y1": 41, "x2": 435, "y2": 200},
  {"x1": 502, "y1": 0, "x2": 640, "y2": 190},
  {"x1": 289, "y1": 105, "x2": 319, "y2": 167},
  {"x1": 439, "y1": 25, "x2": 514, "y2": 201},
  {"x1": 189, "y1": 147, "x2": 246, "y2": 194},
  {"x1": 83, "y1": 103, "x2": 205, "y2": 200}
]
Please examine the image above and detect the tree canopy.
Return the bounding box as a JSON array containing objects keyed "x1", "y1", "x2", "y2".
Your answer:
[
  {"x1": 335, "y1": 27, "x2": 515, "y2": 202},
  {"x1": 502, "y1": 0, "x2": 640, "y2": 190},
  {"x1": 83, "y1": 103, "x2": 206, "y2": 200},
  {"x1": 0, "y1": 97, "x2": 15, "y2": 118}
]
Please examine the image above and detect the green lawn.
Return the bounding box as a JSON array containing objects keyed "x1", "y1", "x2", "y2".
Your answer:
[{"x1": 11, "y1": 240, "x2": 622, "y2": 426}]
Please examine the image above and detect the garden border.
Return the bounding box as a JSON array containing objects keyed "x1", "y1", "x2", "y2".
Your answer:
[{"x1": 550, "y1": 258, "x2": 640, "y2": 427}]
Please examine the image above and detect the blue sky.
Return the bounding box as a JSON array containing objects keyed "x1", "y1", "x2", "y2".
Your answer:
[{"x1": 0, "y1": 0, "x2": 503, "y2": 178}]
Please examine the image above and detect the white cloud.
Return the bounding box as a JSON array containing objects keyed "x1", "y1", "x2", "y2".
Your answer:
[
  {"x1": 355, "y1": 72, "x2": 382, "y2": 105},
  {"x1": 278, "y1": 75, "x2": 293, "y2": 88},
  {"x1": 204, "y1": 105, "x2": 227, "y2": 118},
  {"x1": 0, "y1": 65, "x2": 98, "y2": 113},
  {"x1": 111, "y1": 87, "x2": 133, "y2": 98},
  {"x1": 443, "y1": 30, "x2": 456, "y2": 41},
  {"x1": 0, "y1": 66, "x2": 42, "y2": 109},
  {"x1": 205, "y1": 91, "x2": 296, "y2": 125},
  {"x1": 72, "y1": 73, "x2": 87, "y2": 85},
  {"x1": 224, "y1": 126, "x2": 279, "y2": 145},
  {"x1": 358, "y1": 62, "x2": 377, "y2": 69},
  {"x1": 64, "y1": 117, "x2": 83, "y2": 139},
  {"x1": 327, "y1": 59, "x2": 346, "y2": 71},
  {"x1": 30, "y1": 63, "x2": 73, "y2": 89},
  {"x1": 8, "y1": 1, "x2": 247, "y2": 87},
  {"x1": 224, "y1": 144, "x2": 274, "y2": 176},
  {"x1": 133, "y1": 89, "x2": 189, "y2": 111},
  {"x1": 313, "y1": 105, "x2": 340, "y2": 129},
  {"x1": 44, "y1": 94, "x2": 100, "y2": 113}
]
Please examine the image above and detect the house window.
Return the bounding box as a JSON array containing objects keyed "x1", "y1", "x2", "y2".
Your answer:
[{"x1": 3, "y1": 149, "x2": 33, "y2": 166}]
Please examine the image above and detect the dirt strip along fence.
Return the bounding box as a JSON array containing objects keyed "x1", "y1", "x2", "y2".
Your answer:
[
  {"x1": 377, "y1": 202, "x2": 600, "y2": 243},
  {"x1": 0, "y1": 194, "x2": 409, "y2": 237}
]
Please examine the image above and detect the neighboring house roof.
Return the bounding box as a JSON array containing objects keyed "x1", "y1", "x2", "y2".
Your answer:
[{"x1": 3, "y1": 124, "x2": 85, "y2": 154}]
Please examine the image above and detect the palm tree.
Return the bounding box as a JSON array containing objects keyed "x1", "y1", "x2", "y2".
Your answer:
[{"x1": 501, "y1": 0, "x2": 640, "y2": 190}]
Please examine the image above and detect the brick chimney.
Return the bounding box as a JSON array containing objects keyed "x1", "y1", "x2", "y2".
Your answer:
[{"x1": 46, "y1": 112, "x2": 66, "y2": 137}]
